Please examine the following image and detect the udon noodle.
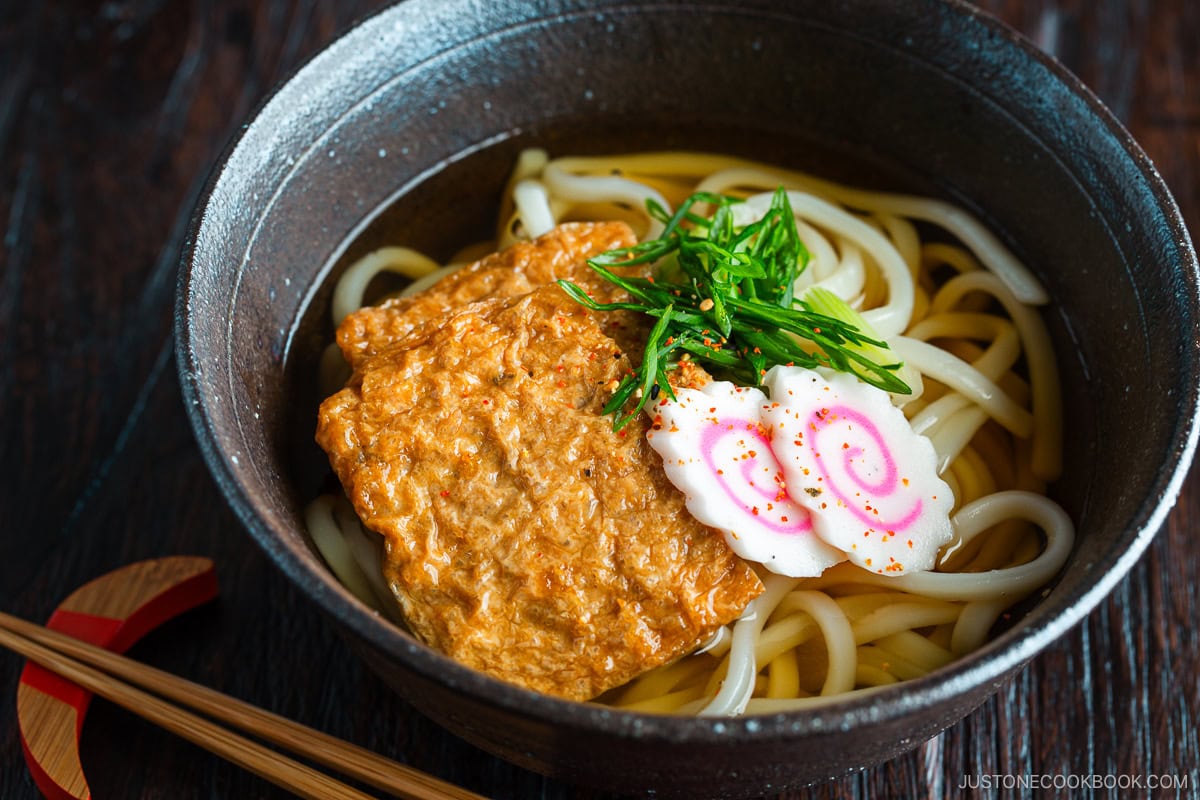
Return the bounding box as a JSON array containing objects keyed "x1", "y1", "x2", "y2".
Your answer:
[{"x1": 308, "y1": 149, "x2": 1073, "y2": 715}]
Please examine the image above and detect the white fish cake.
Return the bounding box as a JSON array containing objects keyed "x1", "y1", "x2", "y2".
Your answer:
[
  {"x1": 761, "y1": 366, "x2": 954, "y2": 575},
  {"x1": 646, "y1": 380, "x2": 846, "y2": 577}
]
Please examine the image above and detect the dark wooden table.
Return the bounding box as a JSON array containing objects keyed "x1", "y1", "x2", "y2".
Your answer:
[{"x1": 2, "y1": 2, "x2": 1197, "y2": 798}]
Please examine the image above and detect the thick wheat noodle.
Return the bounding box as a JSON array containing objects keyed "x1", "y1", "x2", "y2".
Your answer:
[
  {"x1": 855, "y1": 663, "x2": 901, "y2": 687},
  {"x1": 792, "y1": 217, "x2": 837, "y2": 281},
  {"x1": 891, "y1": 336, "x2": 1033, "y2": 437},
  {"x1": 928, "y1": 405, "x2": 991, "y2": 473},
  {"x1": 857, "y1": 645, "x2": 928, "y2": 681},
  {"x1": 876, "y1": 214, "x2": 922, "y2": 277},
  {"x1": 305, "y1": 497, "x2": 375, "y2": 604},
  {"x1": 512, "y1": 179, "x2": 556, "y2": 238},
  {"x1": 495, "y1": 148, "x2": 549, "y2": 244},
  {"x1": 932, "y1": 270, "x2": 1063, "y2": 481},
  {"x1": 541, "y1": 162, "x2": 669, "y2": 238},
  {"x1": 906, "y1": 313, "x2": 1021, "y2": 381},
  {"x1": 874, "y1": 631, "x2": 956, "y2": 672},
  {"x1": 751, "y1": 614, "x2": 821, "y2": 670},
  {"x1": 947, "y1": 446, "x2": 999, "y2": 506},
  {"x1": 765, "y1": 648, "x2": 802, "y2": 698},
  {"x1": 951, "y1": 598, "x2": 1015, "y2": 654},
  {"x1": 697, "y1": 574, "x2": 798, "y2": 716},
  {"x1": 331, "y1": 247, "x2": 439, "y2": 325},
  {"x1": 688, "y1": 161, "x2": 1046, "y2": 303},
  {"x1": 909, "y1": 392, "x2": 973, "y2": 437},
  {"x1": 813, "y1": 237, "x2": 866, "y2": 300},
  {"x1": 778, "y1": 591, "x2": 857, "y2": 697}
]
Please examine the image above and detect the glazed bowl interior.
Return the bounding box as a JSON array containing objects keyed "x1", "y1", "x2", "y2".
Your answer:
[{"x1": 177, "y1": 0, "x2": 1199, "y2": 796}]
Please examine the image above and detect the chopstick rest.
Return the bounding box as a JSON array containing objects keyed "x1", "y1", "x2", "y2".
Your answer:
[
  {"x1": 7, "y1": 559, "x2": 486, "y2": 800},
  {"x1": 16, "y1": 556, "x2": 219, "y2": 800}
]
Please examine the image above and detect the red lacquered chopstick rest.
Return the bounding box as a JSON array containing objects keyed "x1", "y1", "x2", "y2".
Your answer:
[{"x1": 17, "y1": 556, "x2": 219, "y2": 800}]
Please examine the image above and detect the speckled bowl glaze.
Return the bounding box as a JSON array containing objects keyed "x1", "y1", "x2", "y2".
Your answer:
[{"x1": 176, "y1": 0, "x2": 1200, "y2": 796}]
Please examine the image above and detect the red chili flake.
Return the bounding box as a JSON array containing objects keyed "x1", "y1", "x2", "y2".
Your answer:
[
  {"x1": 813, "y1": 327, "x2": 822, "y2": 334},
  {"x1": 842, "y1": 442, "x2": 850, "y2": 449},
  {"x1": 751, "y1": 506, "x2": 760, "y2": 516},
  {"x1": 481, "y1": 399, "x2": 490, "y2": 405},
  {"x1": 864, "y1": 558, "x2": 872, "y2": 566},
  {"x1": 906, "y1": 539, "x2": 914, "y2": 549},
  {"x1": 557, "y1": 380, "x2": 567, "y2": 388},
  {"x1": 752, "y1": 346, "x2": 762, "y2": 354},
  {"x1": 647, "y1": 276, "x2": 655, "y2": 283},
  {"x1": 716, "y1": 469, "x2": 724, "y2": 475},
  {"x1": 902, "y1": 478, "x2": 910, "y2": 486},
  {"x1": 781, "y1": 515, "x2": 789, "y2": 523},
  {"x1": 439, "y1": 490, "x2": 450, "y2": 497}
]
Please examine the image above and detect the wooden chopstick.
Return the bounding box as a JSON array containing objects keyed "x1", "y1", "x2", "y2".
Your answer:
[{"x1": 0, "y1": 610, "x2": 486, "y2": 800}]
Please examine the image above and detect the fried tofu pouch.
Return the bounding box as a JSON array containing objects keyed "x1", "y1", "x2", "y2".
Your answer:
[{"x1": 316, "y1": 222, "x2": 763, "y2": 700}]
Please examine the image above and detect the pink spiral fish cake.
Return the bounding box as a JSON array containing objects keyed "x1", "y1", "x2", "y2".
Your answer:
[
  {"x1": 761, "y1": 366, "x2": 954, "y2": 575},
  {"x1": 646, "y1": 365, "x2": 955, "y2": 578},
  {"x1": 646, "y1": 379, "x2": 845, "y2": 578}
]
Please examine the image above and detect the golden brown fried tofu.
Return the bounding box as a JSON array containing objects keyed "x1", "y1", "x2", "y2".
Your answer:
[
  {"x1": 335, "y1": 221, "x2": 639, "y2": 372},
  {"x1": 317, "y1": 226, "x2": 762, "y2": 701}
]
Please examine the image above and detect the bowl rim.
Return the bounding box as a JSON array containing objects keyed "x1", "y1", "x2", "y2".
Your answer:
[{"x1": 176, "y1": 0, "x2": 1200, "y2": 746}]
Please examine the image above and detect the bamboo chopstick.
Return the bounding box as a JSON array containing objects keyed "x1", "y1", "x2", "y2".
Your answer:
[{"x1": 0, "y1": 611, "x2": 486, "y2": 800}]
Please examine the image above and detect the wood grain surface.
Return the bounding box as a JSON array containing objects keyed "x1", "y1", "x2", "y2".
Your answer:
[{"x1": 1, "y1": 1, "x2": 1196, "y2": 798}]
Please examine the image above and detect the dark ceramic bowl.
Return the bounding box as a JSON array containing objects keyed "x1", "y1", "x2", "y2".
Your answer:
[{"x1": 176, "y1": 0, "x2": 1200, "y2": 796}]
